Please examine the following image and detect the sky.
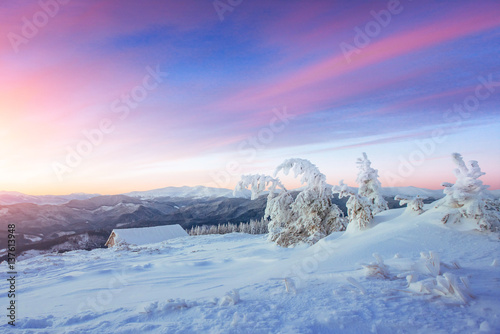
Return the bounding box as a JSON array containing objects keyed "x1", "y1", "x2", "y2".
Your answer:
[{"x1": 0, "y1": 0, "x2": 499, "y2": 195}]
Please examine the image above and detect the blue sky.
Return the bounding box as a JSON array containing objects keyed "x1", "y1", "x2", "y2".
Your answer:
[{"x1": 0, "y1": 0, "x2": 498, "y2": 194}]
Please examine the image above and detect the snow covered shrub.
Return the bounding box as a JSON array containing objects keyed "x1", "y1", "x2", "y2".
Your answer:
[
  {"x1": 332, "y1": 180, "x2": 372, "y2": 231},
  {"x1": 219, "y1": 289, "x2": 240, "y2": 306},
  {"x1": 396, "y1": 251, "x2": 444, "y2": 282},
  {"x1": 345, "y1": 277, "x2": 366, "y2": 295},
  {"x1": 363, "y1": 253, "x2": 391, "y2": 279},
  {"x1": 436, "y1": 153, "x2": 499, "y2": 231},
  {"x1": 143, "y1": 299, "x2": 196, "y2": 314},
  {"x1": 371, "y1": 251, "x2": 473, "y2": 305},
  {"x1": 283, "y1": 278, "x2": 296, "y2": 293},
  {"x1": 407, "y1": 272, "x2": 474, "y2": 305},
  {"x1": 235, "y1": 159, "x2": 345, "y2": 247},
  {"x1": 395, "y1": 195, "x2": 426, "y2": 214},
  {"x1": 356, "y1": 152, "x2": 388, "y2": 215},
  {"x1": 420, "y1": 251, "x2": 440, "y2": 277}
]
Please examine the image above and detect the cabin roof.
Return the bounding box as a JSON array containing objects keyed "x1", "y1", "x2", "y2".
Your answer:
[{"x1": 106, "y1": 224, "x2": 188, "y2": 246}]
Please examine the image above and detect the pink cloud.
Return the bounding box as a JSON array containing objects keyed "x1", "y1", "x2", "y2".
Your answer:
[
  {"x1": 367, "y1": 85, "x2": 479, "y2": 117},
  {"x1": 210, "y1": 4, "x2": 500, "y2": 125}
]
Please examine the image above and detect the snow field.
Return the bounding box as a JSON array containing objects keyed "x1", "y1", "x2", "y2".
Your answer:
[{"x1": 1, "y1": 207, "x2": 499, "y2": 333}]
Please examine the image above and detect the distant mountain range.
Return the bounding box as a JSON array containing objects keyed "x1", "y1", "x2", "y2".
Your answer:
[
  {"x1": 0, "y1": 186, "x2": 252, "y2": 206},
  {"x1": 0, "y1": 185, "x2": 498, "y2": 260},
  {"x1": 0, "y1": 191, "x2": 100, "y2": 205},
  {"x1": 124, "y1": 185, "x2": 252, "y2": 200},
  {"x1": 2, "y1": 185, "x2": 499, "y2": 206},
  {"x1": 0, "y1": 188, "x2": 266, "y2": 261},
  {"x1": 380, "y1": 186, "x2": 446, "y2": 198}
]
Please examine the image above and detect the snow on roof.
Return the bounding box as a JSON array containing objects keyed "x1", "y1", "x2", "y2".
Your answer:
[{"x1": 111, "y1": 224, "x2": 188, "y2": 246}]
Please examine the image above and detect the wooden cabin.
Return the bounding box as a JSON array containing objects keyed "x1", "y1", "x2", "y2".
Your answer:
[{"x1": 105, "y1": 224, "x2": 188, "y2": 247}]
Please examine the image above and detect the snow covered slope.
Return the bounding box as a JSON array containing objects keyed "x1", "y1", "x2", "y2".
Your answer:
[
  {"x1": 1, "y1": 207, "x2": 499, "y2": 333},
  {"x1": 381, "y1": 186, "x2": 500, "y2": 199}
]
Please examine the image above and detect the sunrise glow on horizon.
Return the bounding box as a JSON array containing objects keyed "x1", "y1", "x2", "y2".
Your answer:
[{"x1": 0, "y1": 0, "x2": 499, "y2": 196}]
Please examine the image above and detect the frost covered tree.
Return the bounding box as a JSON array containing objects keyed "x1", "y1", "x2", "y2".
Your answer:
[
  {"x1": 264, "y1": 188, "x2": 295, "y2": 244},
  {"x1": 234, "y1": 174, "x2": 294, "y2": 244},
  {"x1": 235, "y1": 159, "x2": 345, "y2": 247},
  {"x1": 188, "y1": 219, "x2": 268, "y2": 236},
  {"x1": 235, "y1": 174, "x2": 285, "y2": 200},
  {"x1": 273, "y1": 159, "x2": 345, "y2": 246},
  {"x1": 356, "y1": 152, "x2": 388, "y2": 215},
  {"x1": 332, "y1": 180, "x2": 373, "y2": 231},
  {"x1": 436, "y1": 153, "x2": 499, "y2": 231},
  {"x1": 395, "y1": 195, "x2": 426, "y2": 214}
]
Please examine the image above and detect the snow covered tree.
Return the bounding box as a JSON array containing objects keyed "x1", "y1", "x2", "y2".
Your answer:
[
  {"x1": 188, "y1": 219, "x2": 268, "y2": 236},
  {"x1": 332, "y1": 180, "x2": 372, "y2": 231},
  {"x1": 235, "y1": 159, "x2": 344, "y2": 247},
  {"x1": 395, "y1": 195, "x2": 426, "y2": 214},
  {"x1": 234, "y1": 173, "x2": 294, "y2": 244},
  {"x1": 272, "y1": 158, "x2": 345, "y2": 246},
  {"x1": 356, "y1": 152, "x2": 388, "y2": 215},
  {"x1": 436, "y1": 153, "x2": 499, "y2": 231},
  {"x1": 234, "y1": 174, "x2": 284, "y2": 200}
]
